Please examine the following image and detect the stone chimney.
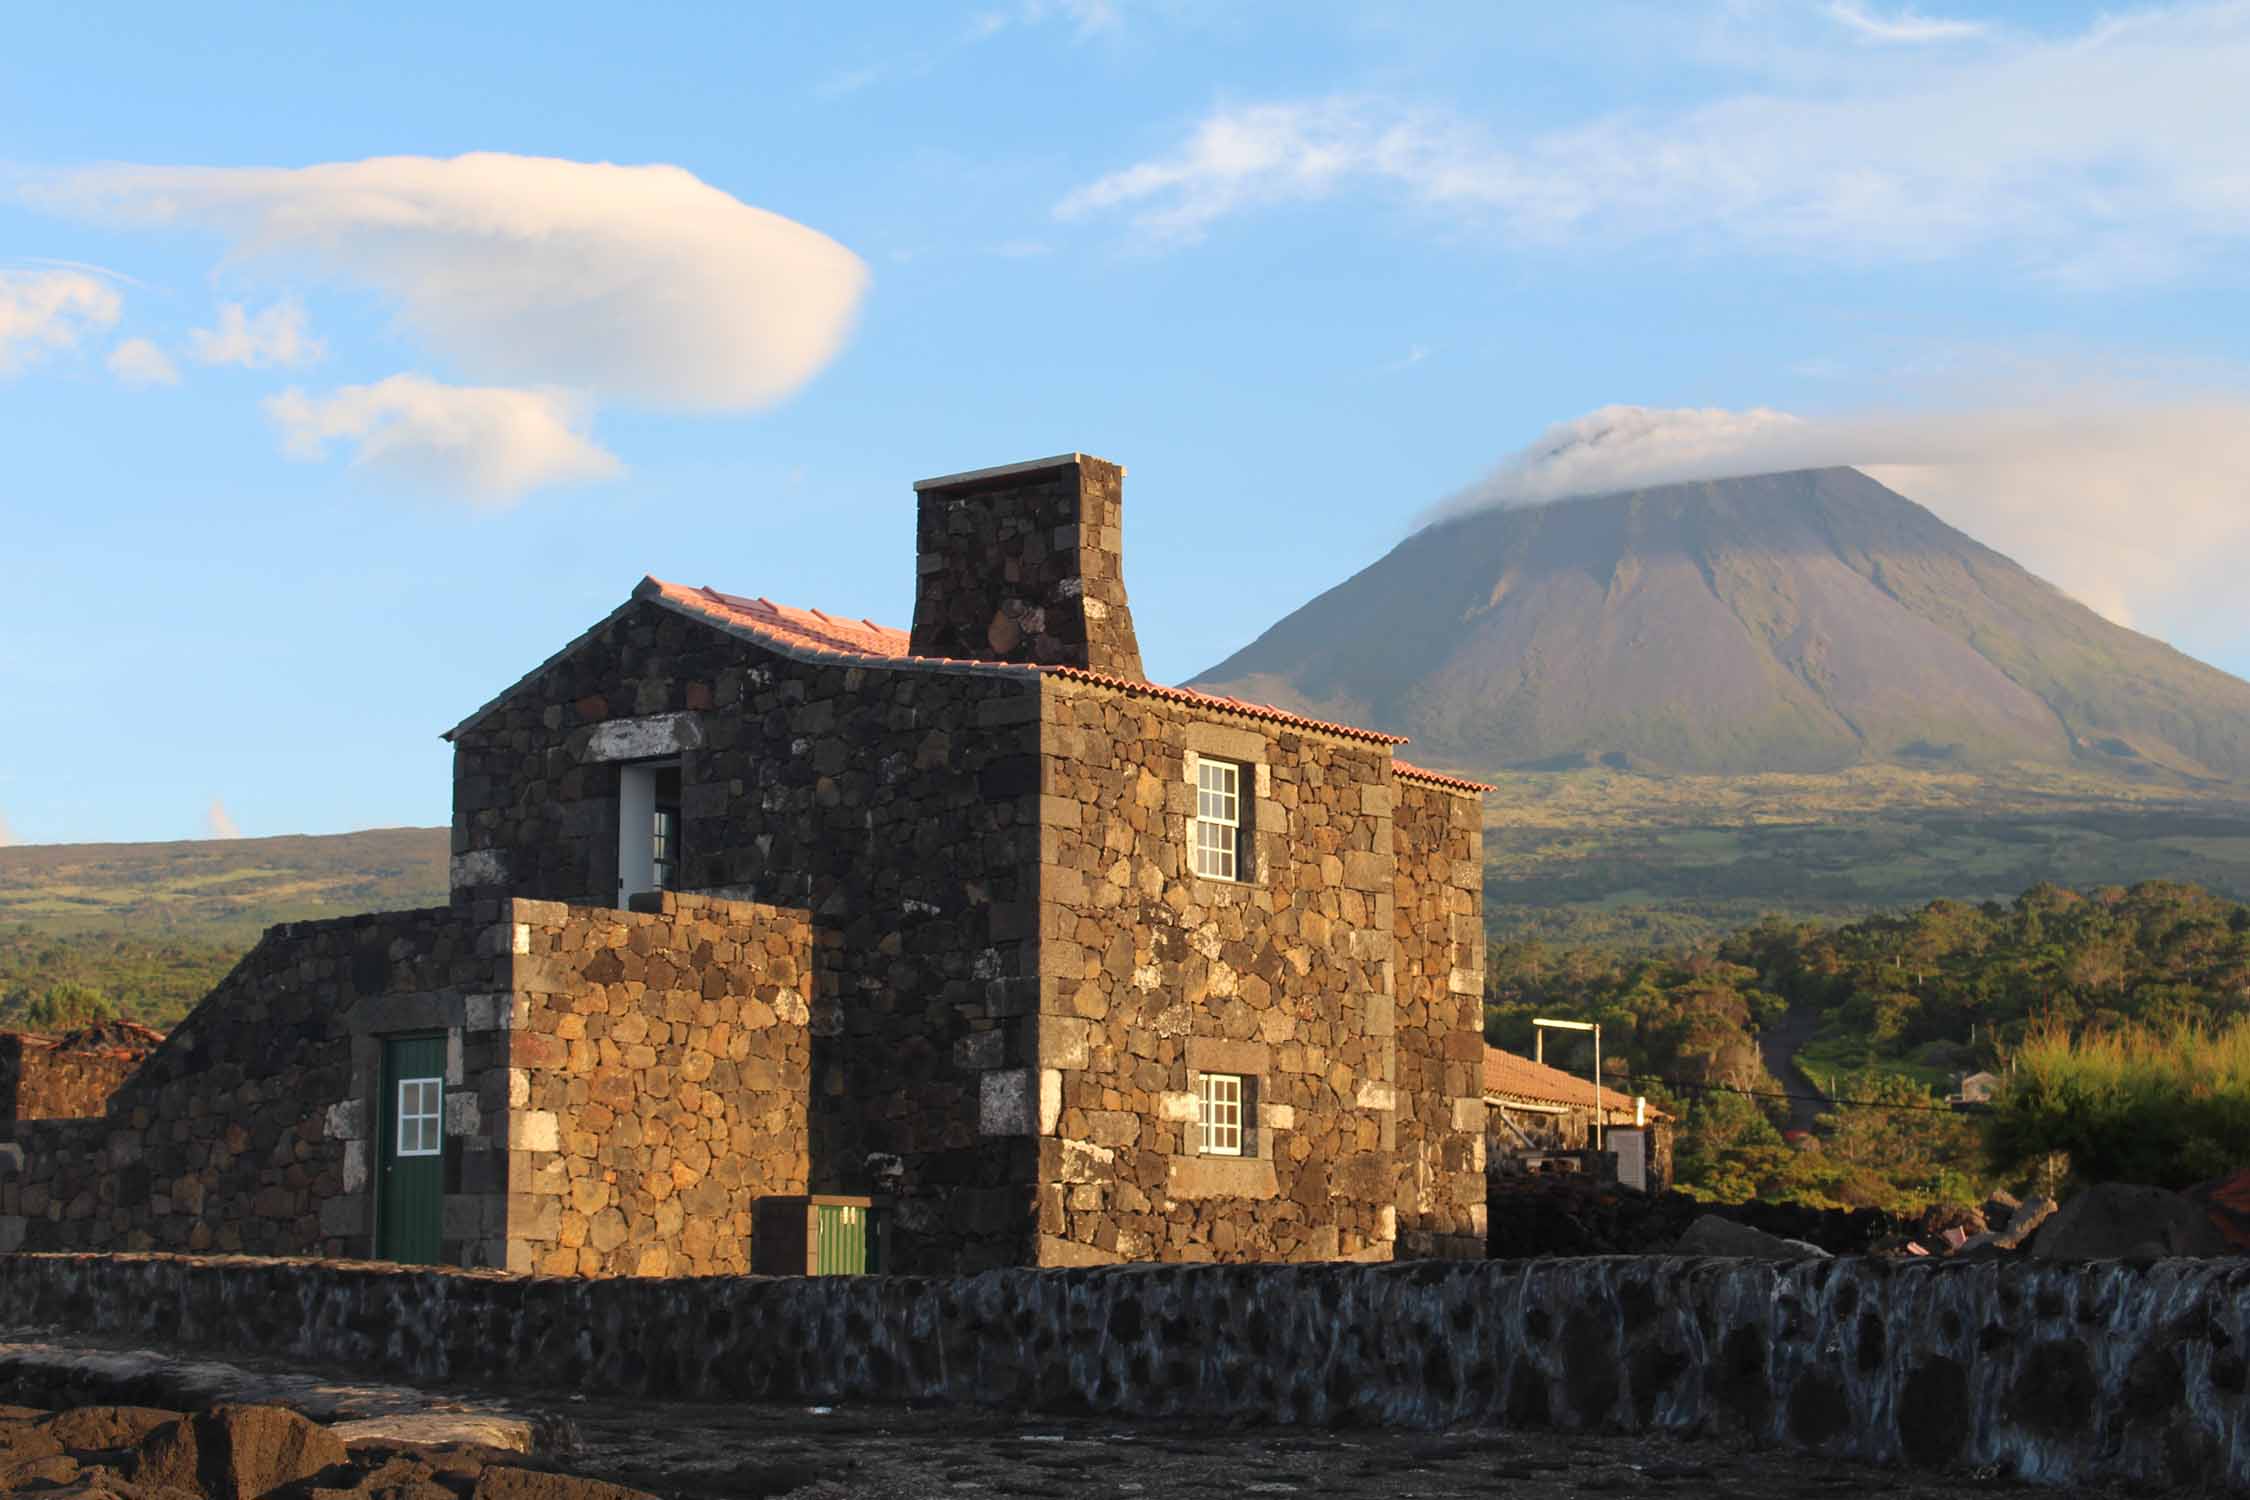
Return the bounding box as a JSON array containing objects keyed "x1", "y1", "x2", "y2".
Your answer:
[{"x1": 910, "y1": 453, "x2": 1144, "y2": 679}]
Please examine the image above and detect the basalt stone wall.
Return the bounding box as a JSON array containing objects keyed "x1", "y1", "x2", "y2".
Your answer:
[
  {"x1": 447, "y1": 598, "x2": 1049, "y2": 1272},
  {"x1": 0, "y1": 908, "x2": 502, "y2": 1259},
  {"x1": 1017, "y1": 679, "x2": 1471, "y2": 1266},
  {"x1": 3, "y1": 1252, "x2": 2244, "y2": 1488},
  {"x1": 1390, "y1": 778, "x2": 1487, "y2": 1259},
  {"x1": 909, "y1": 456, "x2": 1144, "y2": 678},
  {"x1": 508, "y1": 893, "x2": 812, "y2": 1277},
  {"x1": 0, "y1": 1024, "x2": 161, "y2": 1128}
]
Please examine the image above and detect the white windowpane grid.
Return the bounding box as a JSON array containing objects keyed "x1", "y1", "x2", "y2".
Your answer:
[
  {"x1": 1197, "y1": 1072, "x2": 1243, "y2": 1156},
  {"x1": 396, "y1": 1077, "x2": 443, "y2": 1157},
  {"x1": 652, "y1": 806, "x2": 681, "y2": 890},
  {"x1": 1194, "y1": 760, "x2": 1241, "y2": 881}
]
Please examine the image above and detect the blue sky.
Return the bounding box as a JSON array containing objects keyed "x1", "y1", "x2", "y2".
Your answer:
[{"x1": 3, "y1": 1, "x2": 2247, "y2": 845}]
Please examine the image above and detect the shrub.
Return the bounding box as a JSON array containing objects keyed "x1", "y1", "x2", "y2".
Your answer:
[{"x1": 1983, "y1": 1018, "x2": 2250, "y2": 1189}]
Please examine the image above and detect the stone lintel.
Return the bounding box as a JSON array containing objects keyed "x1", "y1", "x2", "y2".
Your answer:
[{"x1": 1165, "y1": 1154, "x2": 1279, "y2": 1201}]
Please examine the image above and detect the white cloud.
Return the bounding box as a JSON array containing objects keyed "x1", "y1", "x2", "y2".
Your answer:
[
  {"x1": 0, "y1": 269, "x2": 121, "y2": 375},
  {"x1": 204, "y1": 798, "x2": 239, "y2": 839},
  {"x1": 972, "y1": 0, "x2": 1120, "y2": 41},
  {"x1": 189, "y1": 300, "x2": 323, "y2": 369},
  {"x1": 1058, "y1": 3, "x2": 2250, "y2": 281},
  {"x1": 1427, "y1": 399, "x2": 2250, "y2": 648},
  {"x1": 264, "y1": 374, "x2": 624, "y2": 506},
  {"x1": 1828, "y1": 2, "x2": 1986, "y2": 44},
  {"x1": 107, "y1": 337, "x2": 180, "y2": 388},
  {"x1": 37, "y1": 152, "x2": 868, "y2": 411}
]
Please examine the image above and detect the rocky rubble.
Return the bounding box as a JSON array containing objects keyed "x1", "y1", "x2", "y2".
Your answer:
[
  {"x1": 0, "y1": 1401, "x2": 657, "y2": 1500},
  {"x1": 1490, "y1": 1171, "x2": 2250, "y2": 1265},
  {"x1": 1485, "y1": 1175, "x2": 1890, "y2": 1256}
]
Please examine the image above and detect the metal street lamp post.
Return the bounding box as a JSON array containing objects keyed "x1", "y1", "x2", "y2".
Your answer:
[{"x1": 1532, "y1": 1016, "x2": 1603, "y2": 1152}]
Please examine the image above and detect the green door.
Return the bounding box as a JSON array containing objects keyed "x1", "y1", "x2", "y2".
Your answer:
[{"x1": 377, "y1": 1035, "x2": 446, "y2": 1263}]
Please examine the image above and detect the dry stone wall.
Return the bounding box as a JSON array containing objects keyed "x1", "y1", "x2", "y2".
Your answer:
[
  {"x1": 2, "y1": 1250, "x2": 2242, "y2": 1489},
  {"x1": 1019, "y1": 679, "x2": 1478, "y2": 1265},
  {"x1": 508, "y1": 894, "x2": 812, "y2": 1277},
  {"x1": 0, "y1": 908, "x2": 498, "y2": 1259},
  {"x1": 0, "y1": 1024, "x2": 161, "y2": 1128},
  {"x1": 448, "y1": 597, "x2": 1050, "y2": 1271}
]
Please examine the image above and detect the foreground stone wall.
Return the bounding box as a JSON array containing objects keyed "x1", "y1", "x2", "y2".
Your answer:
[
  {"x1": 0, "y1": 1251, "x2": 2240, "y2": 1488},
  {"x1": 509, "y1": 894, "x2": 813, "y2": 1276}
]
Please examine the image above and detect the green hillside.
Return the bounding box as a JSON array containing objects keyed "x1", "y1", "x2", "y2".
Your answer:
[
  {"x1": 1482, "y1": 763, "x2": 2250, "y2": 949},
  {"x1": 0, "y1": 827, "x2": 448, "y2": 1028}
]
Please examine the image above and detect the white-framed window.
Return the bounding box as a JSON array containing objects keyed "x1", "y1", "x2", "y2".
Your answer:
[
  {"x1": 395, "y1": 1076, "x2": 444, "y2": 1157},
  {"x1": 618, "y1": 760, "x2": 684, "y2": 905},
  {"x1": 1194, "y1": 759, "x2": 1243, "y2": 881},
  {"x1": 1197, "y1": 1072, "x2": 1244, "y2": 1156}
]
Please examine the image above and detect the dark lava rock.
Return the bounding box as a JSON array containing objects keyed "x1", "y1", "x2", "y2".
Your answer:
[
  {"x1": 135, "y1": 1403, "x2": 351, "y2": 1500},
  {"x1": 44, "y1": 1406, "x2": 186, "y2": 1456},
  {"x1": 2032, "y1": 1184, "x2": 2229, "y2": 1260},
  {"x1": 470, "y1": 1466, "x2": 660, "y2": 1500},
  {"x1": 1675, "y1": 1214, "x2": 1830, "y2": 1261}
]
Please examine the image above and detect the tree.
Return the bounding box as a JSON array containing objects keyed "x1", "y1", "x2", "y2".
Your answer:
[{"x1": 18, "y1": 982, "x2": 116, "y2": 1032}]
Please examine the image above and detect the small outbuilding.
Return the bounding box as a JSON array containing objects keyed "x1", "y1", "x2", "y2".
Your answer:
[{"x1": 1484, "y1": 1044, "x2": 1673, "y2": 1192}]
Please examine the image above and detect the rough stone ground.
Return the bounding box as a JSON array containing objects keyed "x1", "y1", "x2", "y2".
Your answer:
[
  {"x1": 0, "y1": 1333, "x2": 2165, "y2": 1499},
  {"x1": 550, "y1": 1397, "x2": 2157, "y2": 1500}
]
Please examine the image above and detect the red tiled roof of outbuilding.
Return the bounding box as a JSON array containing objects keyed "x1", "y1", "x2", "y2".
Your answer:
[
  {"x1": 1484, "y1": 1044, "x2": 1669, "y2": 1120},
  {"x1": 1392, "y1": 759, "x2": 1496, "y2": 794}
]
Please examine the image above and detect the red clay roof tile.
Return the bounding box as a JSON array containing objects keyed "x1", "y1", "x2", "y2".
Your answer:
[
  {"x1": 644, "y1": 576, "x2": 1416, "y2": 747},
  {"x1": 1484, "y1": 1044, "x2": 1669, "y2": 1119},
  {"x1": 1392, "y1": 759, "x2": 1496, "y2": 794}
]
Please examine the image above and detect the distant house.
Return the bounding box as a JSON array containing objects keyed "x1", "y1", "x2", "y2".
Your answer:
[
  {"x1": 1484, "y1": 1044, "x2": 1673, "y2": 1192},
  {"x1": 2, "y1": 454, "x2": 1493, "y2": 1275},
  {"x1": 1952, "y1": 1070, "x2": 2003, "y2": 1107}
]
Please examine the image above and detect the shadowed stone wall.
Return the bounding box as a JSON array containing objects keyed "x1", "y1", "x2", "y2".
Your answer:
[
  {"x1": 447, "y1": 596, "x2": 1049, "y2": 1271},
  {"x1": 0, "y1": 1024, "x2": 162, "y2": 1130},
  {"x1": 0, "y1": 908, "x2": 495, "y2": 1259},
  {"x1": 0, "y1": 895, "x2": 815, "y2": 1275},
  {"x1": 0, "y1": 1251, "x2": 2238, "y2": 1488},
  {"x1": 1391, "y1": 777, "x2": 1487, "y2": 1258}
]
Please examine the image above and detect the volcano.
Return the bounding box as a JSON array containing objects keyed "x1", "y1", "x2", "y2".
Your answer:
[{"x1": 1189, "y1": 468, "x2": 2250, "y2": 779}]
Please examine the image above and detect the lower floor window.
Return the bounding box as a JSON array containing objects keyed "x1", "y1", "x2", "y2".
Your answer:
[{"x1": 1197, "y1": 1072, "x2": 1244, "y2": 1156}]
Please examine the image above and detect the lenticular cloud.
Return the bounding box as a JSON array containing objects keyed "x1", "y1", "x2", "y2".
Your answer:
[{"x1": 37, "y1": 153, "x2": 868, "y2": 412}]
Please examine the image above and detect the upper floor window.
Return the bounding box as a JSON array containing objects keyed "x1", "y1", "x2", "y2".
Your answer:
[
  {"x1": 1194, "y1": 759, "x2": 1243, "y2": 881},
  {"x1": 619, "y1": 761, "x2": 683, "y2": 906}
]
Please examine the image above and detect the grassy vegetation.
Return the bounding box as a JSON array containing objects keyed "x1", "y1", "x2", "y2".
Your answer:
[
  {"x1": 0, "y1": 827, "x2": 448, "y2": 943},
  {"x1": 1491, "y1": 878, "x2": 2250, "y2": 1208},
  {"x1": 1483, "y1": 764, "x2": 2250, "y2": 949},
  {"x1": 1985, "y1": 1018, "x2": 2250, "y2": 1190},
  {"x1": 0, "y1": 827, "x2": 447, "y2": 1030}
]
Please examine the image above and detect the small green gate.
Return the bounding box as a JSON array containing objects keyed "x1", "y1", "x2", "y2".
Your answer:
[{"x1": 814, "y1": 1200, "x2": 875, "y2": 1275}]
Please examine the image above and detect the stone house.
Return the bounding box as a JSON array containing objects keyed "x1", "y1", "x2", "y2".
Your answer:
[
  {"x1": 1, "y1": 453, "x2": 1490, "y2": 1274},
  {"x1": 1484, "y1": 1044, "x2": 1672, "y2": 1192}
]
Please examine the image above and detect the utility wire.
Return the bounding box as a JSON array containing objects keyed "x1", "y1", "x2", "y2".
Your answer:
[{"x1": 1623, "y1": 1074, "x2": 1977, "y2": 1115}]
